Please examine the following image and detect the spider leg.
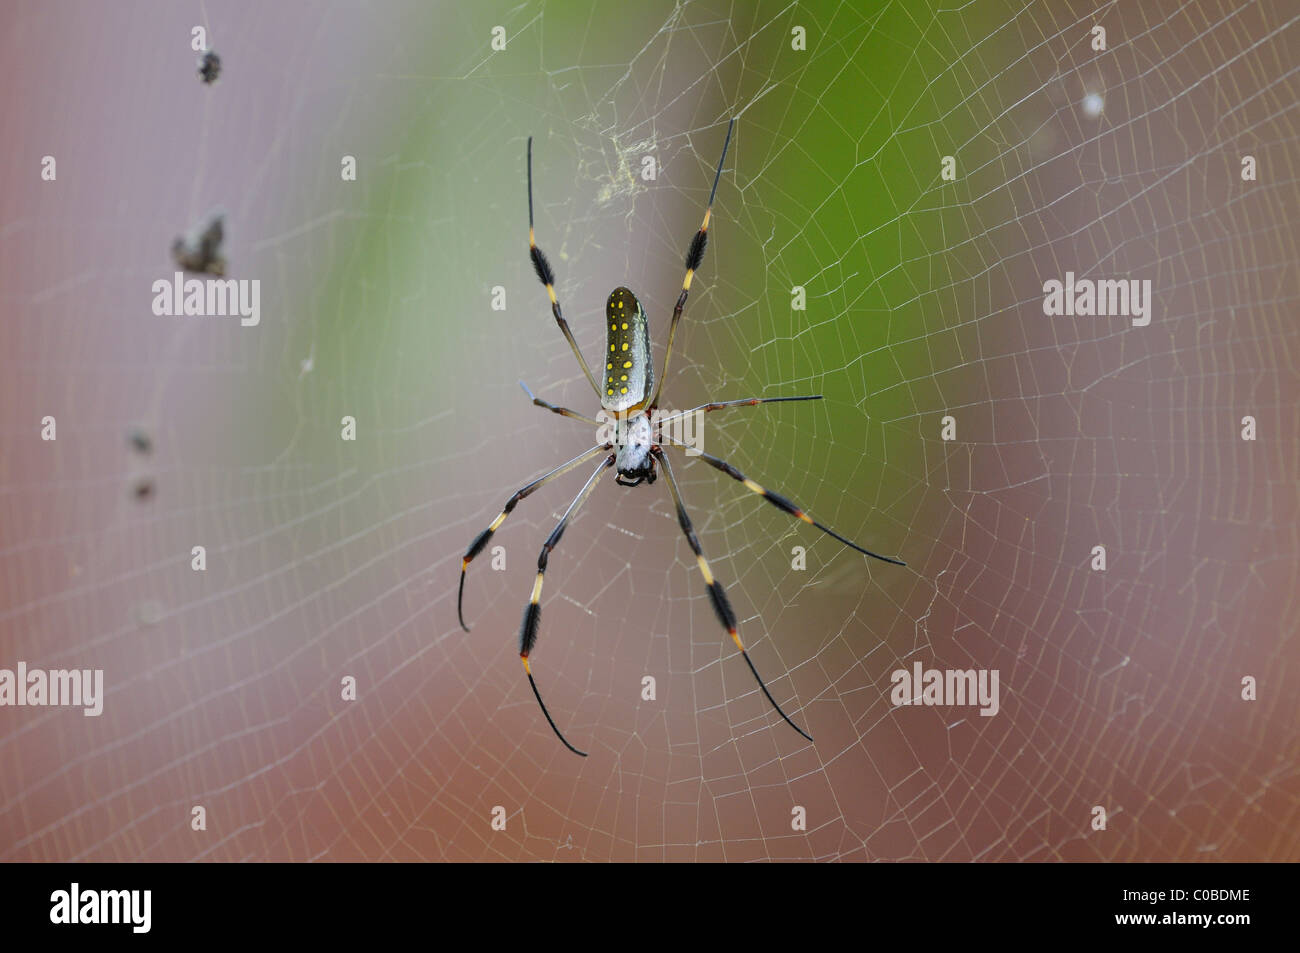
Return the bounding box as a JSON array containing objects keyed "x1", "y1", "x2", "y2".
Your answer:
[
  {"x1": 655, "y1": 394, "x2": 822, "y2": 430},
  {"x1": 663, "y1": 440, "x2": 905, "y2": 566},
  {"x1": 520, "y1": 455, "x2": 614, "y2": 757},
  {"x1": 458, "y1": 443, "x2": 610, "y2": 631},
  {"x1": 650, "y1": 118, "x2": 734, "y2": 409},
  {"x1": 651, "y1": 447, "x2": 813, "y2": 743},
  {"x1": 527, "y1": 137, "x2": 602, "y2": 398},
  {"x1": 518, "y1": 380, "x2": 600, "y2": 427}
]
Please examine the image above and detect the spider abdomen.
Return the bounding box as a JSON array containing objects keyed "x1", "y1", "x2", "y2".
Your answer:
[{"x1": 602, "y1": 287, "x2": 654, "y2": 413}]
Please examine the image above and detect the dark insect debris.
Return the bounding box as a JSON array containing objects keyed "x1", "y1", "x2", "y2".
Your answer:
[{"x1": 198, "y1": 49, "x2": 221, "y2": 85}]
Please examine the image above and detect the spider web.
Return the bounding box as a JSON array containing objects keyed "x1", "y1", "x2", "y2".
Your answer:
[{"x1": 1, "y1": 0, "x2": 1297, "y2": 862}]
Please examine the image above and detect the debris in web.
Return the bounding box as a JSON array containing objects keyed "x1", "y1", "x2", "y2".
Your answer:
[
  {"x1": 198, "y1": 48, "x2": 221, "y2": 85},
  {"x1": 171, "y1": 210, "x2": 227, "y2": 276}
]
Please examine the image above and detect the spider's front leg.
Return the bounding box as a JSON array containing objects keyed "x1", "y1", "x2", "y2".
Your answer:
[
  {"x1": 668, "y1": 442, "x2": 906, "y2": 566},
  {"x1": 518, "y1": 455, "x2": 614, "y2": 757},
  {"x1": 650, "y1": 447, "x2": 813, "y2": 742},
  {"x1": 457, "y1": 444, "x2": 609, "y2": 631}
]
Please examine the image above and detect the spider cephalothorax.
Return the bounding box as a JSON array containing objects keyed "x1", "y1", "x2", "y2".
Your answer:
[
  {"x1": 457, "y1": 120, "x2": 905, "y2": 757},
  {"x1": 613, "y1": 411, "x2": 657, "y2": 487}
]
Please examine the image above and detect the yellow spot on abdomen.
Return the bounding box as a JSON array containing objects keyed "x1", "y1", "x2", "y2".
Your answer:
[{"x1": 621, "y1": 343, "x2": 629, "y2": 351}]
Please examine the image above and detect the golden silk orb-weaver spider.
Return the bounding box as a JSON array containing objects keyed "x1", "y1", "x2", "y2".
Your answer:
[{"x1": 458, "y1": 120, "x2": 905, "y2": 756}]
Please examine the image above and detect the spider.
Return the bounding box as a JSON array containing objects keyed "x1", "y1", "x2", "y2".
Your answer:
[{"x1": 458, "y1": 119, "x2": 905, "y2": 756}]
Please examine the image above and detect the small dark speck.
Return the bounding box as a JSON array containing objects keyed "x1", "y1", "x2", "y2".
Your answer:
[
  {"x1": 172, "y1": 210, "x2": 226, "y2": 275},
  {"x1": 198, "y1": 49, "x2": 221, "y2": 84},
  {"x1": 133, "y1": 478, "x2": 155, "y2": 500},
  {"x1": 127, "y1": 427, "x2": 152, "y2": 455}
]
